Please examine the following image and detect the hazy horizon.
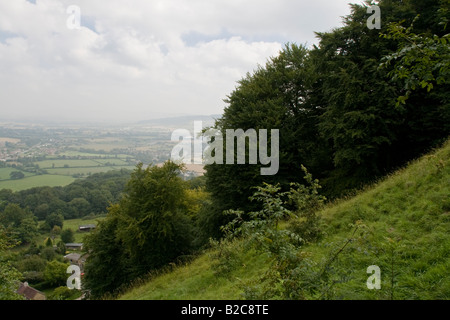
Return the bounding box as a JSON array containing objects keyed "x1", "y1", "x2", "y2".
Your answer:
[
  {"x1": 0, "y1": 0, "x2": 355, "y2": 123},
  {"x1": 0, "y1": 112, "x2": 223, "y2": 126}
]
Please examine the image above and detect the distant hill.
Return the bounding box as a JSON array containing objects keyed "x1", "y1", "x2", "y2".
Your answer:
[
  {"x1": 118, "y1": 138, "x2": 450, "y2": 300},
  {"x1": 137, "y1": 114, "x2": 221, "y2": 129}
]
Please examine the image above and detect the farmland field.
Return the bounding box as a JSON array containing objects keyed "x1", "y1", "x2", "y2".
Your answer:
[
  {"x1": 0, "y1": 118, "x2": 196, "y2": 191},
  {"x1": 57, "y1": 151, "x2": 130, "y2": 158},
  {"x1": 34, "y1": 217, "x2": 105, "y2": 246},
  {"x1": 0, "y1": 158, "x2": 137, "y2": 191},
  {"x1": 0, "y1": 174, "x2": 76, "y2": 191},
  {"x1": 63, "y1": 217, "x2": 105, "y2": 243},
  {"x1": 46, "y1": 166, "x2": 136, "y2": 176},
  {"x1": 0, "y1": 167, "x2": 33, "y2": 180},
  {"x1": 91, "y1": 158, "x2": 130, "y2": 165},
  {"x1": 35, "y1": 159, "x2": 101, "y2": 168},
  {"x1": 76, "y1": 142, "x2": 135, "y2": 152}
]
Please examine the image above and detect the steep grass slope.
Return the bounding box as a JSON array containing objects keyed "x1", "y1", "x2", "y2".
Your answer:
[{"x1": 119, "y1": 140, "x2": 450, "y2": 300}]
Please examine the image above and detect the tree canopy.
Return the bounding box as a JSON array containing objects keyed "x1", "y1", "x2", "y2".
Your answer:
[
  {"x1": 203, "y1": 0, "x2": 450, "y2": 236},
  {"x1": 83, "y1": 161, "x2": 196, "y2": 298}
]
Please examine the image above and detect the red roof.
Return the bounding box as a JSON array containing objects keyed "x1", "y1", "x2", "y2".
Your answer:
[{"x1": 17, "y1": 282, "x2": 46, "y2": 300}]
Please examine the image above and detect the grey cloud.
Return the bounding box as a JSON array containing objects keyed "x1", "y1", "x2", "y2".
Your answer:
[{"x1": 0, "y1": 0, "x2": 354, "y2": 123}]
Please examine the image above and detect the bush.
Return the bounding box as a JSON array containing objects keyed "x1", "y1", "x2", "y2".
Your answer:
[
  {"x1": 51, "y1": 225, "x2": 61, "y2": 236},
  {"x1": 219, "y1": 166, "x2": 341, "y2": 299},
  {"x1": 15, "y1": 254, "x2": 46, "y2": 273},
  {"x1": 209, "y1": 239, "x2": 243, "y2": 277},
  {"x1": 43, "y1": 260, "x2": 69, "y2": 287},
  {"x1": 60, "y1": 229, "x2": 75, "y2": 244},
  {"x1": 41, "y1": 247, "x2": 56, "y2": 261},
  {"x1": 22, "y1": 271, "x2": 44, "y2": 283},
  {"x1": 9, "y1": 171, "x2": 25, "y2": 180},
  {"x1": 48, "y1": 286, "x2": 79, "y2": 300}
]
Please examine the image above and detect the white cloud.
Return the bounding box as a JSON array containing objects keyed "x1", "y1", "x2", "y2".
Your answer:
[{"x1": 0, "y1": 0, "x2": 354, "y2": 123}]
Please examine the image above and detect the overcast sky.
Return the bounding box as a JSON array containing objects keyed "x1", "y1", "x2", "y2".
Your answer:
[{"x1": 0, "y1": 0, "x2": 357, "y2": 123}]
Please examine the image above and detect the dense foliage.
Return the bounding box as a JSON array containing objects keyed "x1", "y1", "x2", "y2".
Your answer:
[
  {"x1": 0, "y1": 227, "x2": 23, "y2": 300},
  {"x1": 204, "y1": 0, "x2": 450, "y2": 236},
  {"x1": 0, "y1": 169, "x2": 131, "y2": 221},
  {"x1": 83, "y1": 162, "x2": 202, "y2": 298}
]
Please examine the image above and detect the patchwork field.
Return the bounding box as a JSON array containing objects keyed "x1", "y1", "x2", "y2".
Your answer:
[
  {"x1": 0, "y1": 167, "x2": 33, "y2": 180},
  {"x1": 0, "y1": 117, "x2": 206, "y2": 191},
  {"x1": 0, "y1": 174, "x2": 76, "y2": 191},
  {"x1": 46, "y1": 165, "x2": 136, "y2": 176},
  {"x1": 36, "y1": 159, "x2": 101, "y2": 169}
]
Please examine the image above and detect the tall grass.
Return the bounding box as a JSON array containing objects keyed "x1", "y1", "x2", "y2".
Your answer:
[{"x1": 118, "y1": 139, "x2": 450, "y2": 300}]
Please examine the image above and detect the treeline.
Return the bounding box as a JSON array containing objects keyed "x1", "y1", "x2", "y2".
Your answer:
[
  {"x1": 203, "y1": 0, "x2": 450, "y2": 237},
  {"x1": 0, "y1": 169, "x2": 132, "y2": 222}
]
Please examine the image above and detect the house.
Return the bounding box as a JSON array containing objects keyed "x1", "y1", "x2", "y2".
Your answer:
[
  {"x1": 64, "y1": 252, "x2": 90, "y2": 272},
  {"x1": 78, "y1": 224, "x2": 96, "y2": 232},
  {"x1": 17, "y1": 282, "x2": 46, "y2": 300},
  {"x1": 64, "y1": 253, "x2": 81, "y2": 264},
  {"x1": 65, "y1": 243, "x2": 83, "y2": 250}
]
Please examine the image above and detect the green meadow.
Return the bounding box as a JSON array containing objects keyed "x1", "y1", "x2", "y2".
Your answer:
[
  {"x1": 0, "y1": 154, "x2": 137, "y2": 192},
  {"x1": 0, "y1": 167, "x2": 34, "y2": 180},
  {"x1": 45, "y1": 166, "x2": 136, "y2": 176},
  {"x1": 62, "y1": 217, "x2": 105, "y2": 244},
  {"x1": 36, "y1": 159, "x2": 100, "y2": 169},
  {"x1": 0, "y1": 174, "x2": 76, "y2": 192}
]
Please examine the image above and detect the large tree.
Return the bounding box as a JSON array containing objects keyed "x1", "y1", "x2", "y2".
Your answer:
[
  {"x1": 313, "y1": 0, "x2": 449, "y2": 194},
  {"x1": 83, "y1": 209, "x2": 130, "y2": 299},
  {"x1": 204, "y1": 43, "x2": 321, "y2": 237},
  {"x1": 203, "y1": 0, "x2": 450, "y2": 237},
  {"x1": 0, "y1": 204, "x2": 38, "y2": 244},
  {"x1": 83, "y1": 161, "x2": 195, "y2": 298}
]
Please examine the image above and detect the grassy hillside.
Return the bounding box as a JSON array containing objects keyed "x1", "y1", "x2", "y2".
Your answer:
[{"x1": 118, "y1": 139, "x2": 450, "y2": 300}]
